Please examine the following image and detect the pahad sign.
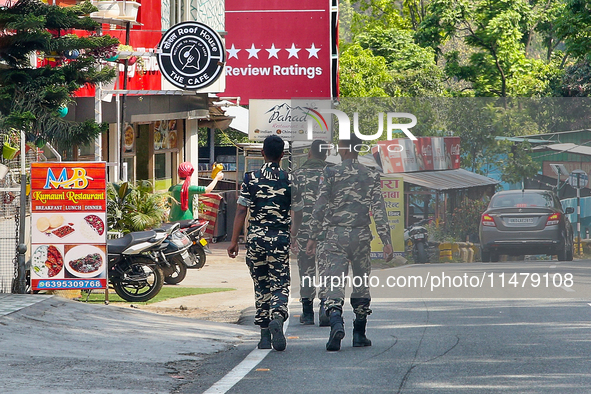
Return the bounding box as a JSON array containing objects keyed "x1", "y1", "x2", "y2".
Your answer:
[{"x1": 157, "y1": 21, "x2": 225, "y2": 90}]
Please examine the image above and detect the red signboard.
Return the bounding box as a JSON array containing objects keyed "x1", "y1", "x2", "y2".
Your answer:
[
  {"x1": 30, "y1": 163, "x2": 108, "y2": 291},
  {"x1": 374, "y1": 137, "x2": 461, "y2": 173},
  {"x1": 224, "y1": 0, "x2": 337, "y2": 103}
]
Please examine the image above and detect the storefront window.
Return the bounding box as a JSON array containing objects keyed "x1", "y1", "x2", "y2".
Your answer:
[{"x1": 155, "y1": 153, "x2": 166, "y2": 179}]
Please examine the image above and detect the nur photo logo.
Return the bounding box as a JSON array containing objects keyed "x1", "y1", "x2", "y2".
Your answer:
[{"x1": 304, "y1": 108, "x2": 418, "y2": 152}]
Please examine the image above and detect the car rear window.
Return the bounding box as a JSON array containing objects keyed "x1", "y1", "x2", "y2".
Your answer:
[{"x1": 490, "y1": 193, "x2": 555, "y2": 208}]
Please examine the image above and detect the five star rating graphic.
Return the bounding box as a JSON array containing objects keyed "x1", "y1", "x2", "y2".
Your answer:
[{"x1": 227, "y1": 43, "x2": 321, "y2": 60}]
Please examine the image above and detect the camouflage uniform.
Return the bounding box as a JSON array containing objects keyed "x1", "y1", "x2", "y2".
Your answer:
[
  {"x1": 292, "y1": 158, "x2": 331, "y2": 301},
  {"x1": 238, "y1": 162, "x2": 293, "y2": 327},
  {"x1": 308, "y1": 158, "x2": 391, "y2": 319}
]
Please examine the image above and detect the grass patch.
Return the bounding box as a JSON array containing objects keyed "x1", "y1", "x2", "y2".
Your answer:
[{"x1": 81, "y1": 287, "x2": 235, "y2": 305}]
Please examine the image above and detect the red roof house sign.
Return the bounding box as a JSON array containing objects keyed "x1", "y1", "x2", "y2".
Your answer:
[{"x1": 157, "y1": 21, "x2": 226, "y2": 90}]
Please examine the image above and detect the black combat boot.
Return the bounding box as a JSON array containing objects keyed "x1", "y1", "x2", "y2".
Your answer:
[
  {"x1": 258, "y1": 328, "x2": 271, "y2": 349},
  {"x1": 326, "y1": 309, "x2": 345, "y2": 351},
  {"x1": 352, "y1": 318, "x2": 372, "y2": 347},
  {"x1": 300, "y1": 298, "x2": 315, "y2": 325},
  {"x1": 318, "y1": 299, "x2": 330, "y2": 327},
  {"x1": 268, "y1": 313, "x2": 287, "y2": 351}
]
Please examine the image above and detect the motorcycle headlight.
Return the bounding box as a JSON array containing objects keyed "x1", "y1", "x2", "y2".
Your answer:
[{"x1": 171, "y1": 230, "x2": 191, "y2": 247}]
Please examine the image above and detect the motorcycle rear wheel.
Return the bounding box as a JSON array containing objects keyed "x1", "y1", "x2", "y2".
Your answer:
[
  {"x1": 164, "y1": 255, "x2": 187, "y2": 285},
  {"x1": 416, "y1": 242, "x2": 428, "y2": 263},
  {"x1": 112, "y1": 257, "x2": 164, "y2": 302},
  {"x1": 189, "y1": 244, "x2": 207, "y2": 269}
]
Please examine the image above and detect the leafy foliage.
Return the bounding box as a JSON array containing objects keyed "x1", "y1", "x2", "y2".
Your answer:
[
  {"x1": 107, "y1": 181, "x2": 169, "y2": 234},
  {"x1": 197, "y1": 127, "x2": 249, "y2": 147},
  {"x1": 0, "y1": 0, "x2": 118, "y2": 149},
  {"x1": 448, "y1": 198, "x2": 490, "y2": 241},
  {"x1": 417, "y1": 0, "x2": 562, "y2": 98},
  {"x1": 554, "y1": 0, "x2": 591, "y2": 63},
  {"x1": 560, "y1": 61, "x2": 591, "y2": 97},
  {"x1": 499, "y1": 141, "x2": 539, "y2": 185},
  {"x1": 339, "y1": 44, "x2": 393, "y2": 97}
]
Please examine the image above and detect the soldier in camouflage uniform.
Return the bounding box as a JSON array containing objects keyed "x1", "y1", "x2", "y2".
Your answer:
[
  {"x1": 307, "y1": 135, "x2": 393, "y2": 351},
  {"x1": 292, "y1": 140, "x2": 332, "y2": 326},
  {"x1": 227, "y1": 135, "x2": 293, "y2": 351}
]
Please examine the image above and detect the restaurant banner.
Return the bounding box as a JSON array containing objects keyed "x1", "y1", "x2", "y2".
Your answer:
[
  {"x1": 30, "y1": 162, "x2": 107, "y2": 291},
  {"x1": 370, "y1": 176, "x2": 405, "y2": 259},
  {"x1": 249, "y1": 99, "x2": 332, "y2": 142}
]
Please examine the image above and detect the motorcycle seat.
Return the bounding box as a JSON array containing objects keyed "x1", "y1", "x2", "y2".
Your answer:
[
  {"x1": 108, "y1": 230, "x2": 157, "y2": 254},
  {"x1": 174, "y1": 219, "x2": 201, "y2": 229}
]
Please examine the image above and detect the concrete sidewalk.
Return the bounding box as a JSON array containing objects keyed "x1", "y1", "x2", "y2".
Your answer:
[
  {"x1": 139, "y1": 241, "x2": 257, "y2": 323},
  {"x1": 0, "y1": 241, "x2": 262, "y2": 394},
  {"x1": 0, "y1": 294, "x2": 256, "y2": 394}
]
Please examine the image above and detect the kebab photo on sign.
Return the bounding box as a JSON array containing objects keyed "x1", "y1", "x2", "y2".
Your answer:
[
  {"x1": 64, "y1": 244, "x2": 106, "y2": 278},
  {"x1": 36, "y1": 215, "x2": 74, "y2": 238},
  {"x1": 34, "y1": 213, "x2": 105, "y2": 241}
]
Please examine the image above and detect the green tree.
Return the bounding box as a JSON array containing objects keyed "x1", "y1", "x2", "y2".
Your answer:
[
  {"x1": 499, "y1": 140, "x2": 539, "y2": 185},
  {"x1": 339, "y1": 44, "x2": 393, "y2": 97},
  {"x1": 554, "y1": 0, "x2": 591, "y2": 63},
  {"x1": 0, "y1": 0, "x2": 118, "y2": 149},
  {"x1": 417, "y1": 0, "x2": 562, "y2": 98},
  {"x1": 353, "y1": 0, "x2": 410, "y2": 34},
  {"x1": 356, "y1": 26, "x2": 447, "y2": 96},
  {"x1": 559, "y1": 61, "x2": 591, "y2": 97}
]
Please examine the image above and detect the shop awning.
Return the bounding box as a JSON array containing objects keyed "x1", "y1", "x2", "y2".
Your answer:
[
  {"x1": 221, "y1": 105, "x2": 249, "y2": 134},
  {"x1": 66, "y1": 94, "x2": 209, "y2": 123},
  {"x1": 399, "y1": 169, "x2": 499, "y2": 191},
  {"x1": 357, "y1": 154, "x2": 498, "y2": 191}
]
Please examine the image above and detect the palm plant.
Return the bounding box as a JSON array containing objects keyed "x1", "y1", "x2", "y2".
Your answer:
[{"x1": 107, "y1": 181, "x2": 169, "y2": 234}]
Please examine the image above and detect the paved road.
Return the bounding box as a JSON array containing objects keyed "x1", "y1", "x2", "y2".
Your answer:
[{"x1": 181, "y1": 259, "x2": 591, "y2": 394}]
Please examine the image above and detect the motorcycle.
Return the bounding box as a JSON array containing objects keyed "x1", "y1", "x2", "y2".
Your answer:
[
  {"x1": 408, "y1": 225, "x2": 429, "y2": 263},
  {"x1": 172, "y1": 218, "x2": 210, "y2": 269},
  {"x1": 153, "y1": 222, "x2": 193, "y2": 285},
  {"x1": 107, "y1": 229, "x2": 168, "y2": 302}
]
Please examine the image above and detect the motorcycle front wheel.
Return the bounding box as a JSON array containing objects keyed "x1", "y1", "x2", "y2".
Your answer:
[
  {"x1": 164, "y1": 255, "x2": 187, "y2": 285},
  {"x1": 112, "y1": 257, "x2": 164, "y2": 302}
]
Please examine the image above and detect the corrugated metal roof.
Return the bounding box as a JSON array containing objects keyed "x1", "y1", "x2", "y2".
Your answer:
[
  {"x1": 400, "y1": 169, "x2": 499, "y2": 191},
  {"x1": 532, "y1": 143, "x2": 591, "y2": 157},
  {"x1": 495, "y1": 136, "x2": 548, "y2": 144}
]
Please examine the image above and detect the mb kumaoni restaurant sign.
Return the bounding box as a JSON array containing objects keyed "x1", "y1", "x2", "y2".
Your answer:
[
  {"x1": 30, "y1": 163, "x2": 107, "y2": 291},
  {"x1": 157, "y1": 21, "x2": 226, "y2": 90}
]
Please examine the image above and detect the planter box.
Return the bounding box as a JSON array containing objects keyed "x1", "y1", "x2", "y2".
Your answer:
[
  {"x1": 90, "y1": 1, "x2": 141, "y2": 21},
  {"x1": 118, "y1": 1, "x2": 141, "y2": 21},
  {"x1": 90, "y1": 1, "x2": 120, "y2": 18}
]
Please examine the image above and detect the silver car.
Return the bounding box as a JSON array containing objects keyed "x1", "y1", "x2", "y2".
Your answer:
[{"x1": 479, "y1": 190, "x2": 574, "y2": 262}]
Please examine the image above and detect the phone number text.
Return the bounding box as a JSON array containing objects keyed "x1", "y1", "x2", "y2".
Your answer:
[{"x1": 37, "y1": 280, "x2": 104, "y2": 289}]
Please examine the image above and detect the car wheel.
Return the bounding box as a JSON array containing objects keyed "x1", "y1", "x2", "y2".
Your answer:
[
  {"x1": 566, "y1": 238, "x2": 574, "y2": 261},
  {"x1": 558, "y1": 240, "x2": 570, "y2": 261},
  {"x1": 480, "y1": 248, "x2": 490, "y2": 262},
  {"x1": 490, "y1": 251, "x2": 499, "y2": 262}
]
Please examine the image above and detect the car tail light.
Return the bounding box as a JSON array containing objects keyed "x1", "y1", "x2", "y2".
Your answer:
[
  {"x1": 546, "y1": 213, "x2": 560, "y2": 226},
  {"x1": 481, "y1": 214, "x2": 496, "y2": 227}
]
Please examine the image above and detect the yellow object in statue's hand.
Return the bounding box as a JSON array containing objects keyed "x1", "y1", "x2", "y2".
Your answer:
[{"x1": 211, "y1": 163, "x2": 224, "y2": 179}]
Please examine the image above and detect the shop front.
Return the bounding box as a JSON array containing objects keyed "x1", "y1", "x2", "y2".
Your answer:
[{"x1": 63, "y1": 94, "x2": 209, "y2": 190}]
